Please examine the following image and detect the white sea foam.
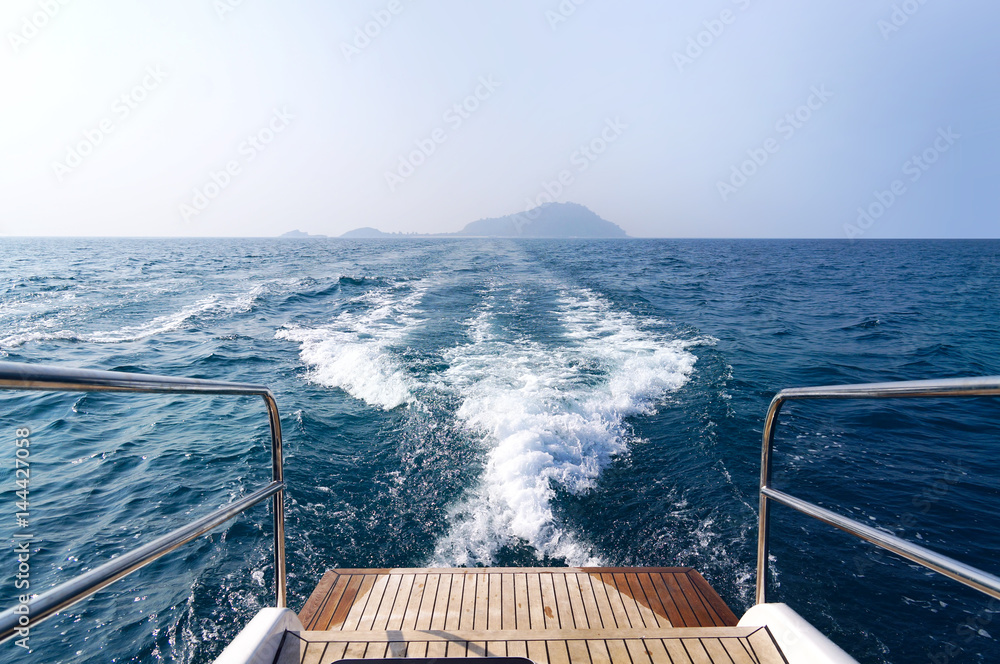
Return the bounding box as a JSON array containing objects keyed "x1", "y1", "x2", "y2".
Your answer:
[
  {"x1": 432, "y1": 287, "x2": 697, "y2": 566},
  {"x1": 276, "y1": 282, "x2": 427, "y2": 410},
  {"x1": 0, "y1": 284, "x2": 266, "y2": 349},
  {"x1": 88, "y1": 290, "x2": 257, "y2": 343}
]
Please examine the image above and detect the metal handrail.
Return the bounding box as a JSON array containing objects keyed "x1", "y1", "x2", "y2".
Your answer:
[
  {"x1": 756, "y1": 376, "x2": 1000, "y2": 605},
  {"x1": 0, "y1": 361, "x2": 286, "y2": 644}
]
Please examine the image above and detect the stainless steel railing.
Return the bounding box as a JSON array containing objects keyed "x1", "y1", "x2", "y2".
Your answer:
[
  {"x1": 756, "y1": 376, "x2": 1000, "y2": 605},
  {"x1": 0, "y1": 361, "x2": 286, "y2": 644}
]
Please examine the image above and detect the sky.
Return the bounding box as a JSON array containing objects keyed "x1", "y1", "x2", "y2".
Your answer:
[{"x1": 1, "y1": 0, "x2": 997, "y2": 239}]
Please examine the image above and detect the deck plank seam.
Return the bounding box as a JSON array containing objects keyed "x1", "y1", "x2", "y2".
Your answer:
[
  {"x1": 318, "y1": 573, "x2": 351, "y2": 631},
  {"x1": 674, "y1": 573, "x2": 718, "y2": 627},
  {"x1": 304, "y1": 572, "x2": 339, "y2": 631},
  {"x1": 730, "y1": 632, "x2": 759, "y2": 663},
  {"x1": 645, "y1": 573, "x2": 684, "y2": 629},
  {"x1": 659, "y1": 574, "x2": 699, "y2": 627},
  {"x1": 636, "y1": 572, "x2": 672, "y2": 629}
]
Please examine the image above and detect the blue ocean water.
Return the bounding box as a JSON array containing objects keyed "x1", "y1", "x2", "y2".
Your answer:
[{"x1": 0, "y1": 238, "x2": 998, "y2": 663}]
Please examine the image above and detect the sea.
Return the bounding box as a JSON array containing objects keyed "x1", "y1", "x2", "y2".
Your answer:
[{"x1": 0, "y1": 238, "x2": 998, "y2": 663}]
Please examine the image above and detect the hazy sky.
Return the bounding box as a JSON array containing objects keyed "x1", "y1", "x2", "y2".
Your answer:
[{"x1": 1, "y1": 1, "x2": 997, "y2": 238}]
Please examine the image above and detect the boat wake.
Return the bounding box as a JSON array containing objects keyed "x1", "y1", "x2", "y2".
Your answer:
[
  {"x1": 274, "y1": 274, "x2": 701, "y2": 566},
  {"x1": 0, "y1": 284, "x2": 268, "y2": 350},
  {"x1": 429, "y1": 287, "x2": 698, "y2": 566},
  {"x1": 276, "y1": 280, "x2": 429, "y2": 410}
]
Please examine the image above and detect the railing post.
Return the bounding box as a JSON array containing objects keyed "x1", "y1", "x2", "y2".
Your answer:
[
  {"x1": 756, "y1": 395, "x2": 784, "y2": 605},
  {"x1": 263, "y1": 392, "x2": 287, "y2": 609}
]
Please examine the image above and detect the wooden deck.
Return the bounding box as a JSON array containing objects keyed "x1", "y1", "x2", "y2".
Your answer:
[{"x1": 276, "y1": 567, "x2": 787, "y2": 664}]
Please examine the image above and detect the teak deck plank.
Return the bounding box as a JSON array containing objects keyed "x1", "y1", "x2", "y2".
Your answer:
[
  {"x1": 527, "y1": 639, "x2": 548, "y2": 664},
  {"x1": 459, "y1": 572, "x2": 477, "y2": 631},
  {"x1": 689, "y1": 570, "x2": 740, "y2": 627},
  {"x1": 656, "y1": 572, "x2": 700, "y2": 628},
  {"x1": 637, "y1": 573, "x2": 676, "y2": 628},
  {"x1": 489, "y1": 573, "x2": 504, "y2": 631},
  {"x1": 662, "y1": 637, "x2": 695, "y2": 664},
  {"x1": 515, "y1": 573, "x2": 530, "y2": 630},
  {"x1": 487, "y1": 639, "x2": 508, "y2": 657},
  {"x1": 426, "y1": 640, "x2": 447, "y2": 658},
  {"x1": 502, "y1": 573, "x2": 517, "y2": 630},
  {"x1": 401, "y1": 573, "x2": 427, "y2": 630},
  {"x1": 415, "y1": 573, "x2": 438, "y2": 631},
  {"x1": 292, "y1": 627, "x2": 759, "y2": 642},
  {"x1": 445, "y1": 572, "x2": 465, "y2": 631},
  {"x1": 297, "y1": 571, "x2": 333, "y2": 630},
  {"x1": 564, "y1": 574, "x2": 590, "y2": 629},
  {"x1": 566, "y1": 639, "x2": 591, "y2": 664},
  {"x1": 587, "y1": 638, "x2": 612, "y2": 664},
  {"x1": 331, "y1": 574, "x2": 365, "y2": 629},
  {"x1": 604, "y1": 639, "x2": 631, "y2": 664},
  {"x1": 700, "y1": 637, "x2": 735, "y2": 664},
  {"x1": 306, "y1": 572, "x2": 349, "y2": 631},
  {"x1": 613, "y1": 573, "x2": 646, "y2": 628},
  {"x1": 289, "y1": 567, "x2": 780, "y2": 664},
  {"x1": 674, "y1": 572, "x2": 720, "y2": 628},
  {"x1": 548, "y1": 638, "x2": 572, "y2": 664},
  {"x1": 624, "y1": 637, "x2": 652, "y2": 664},
  {"x1": 475, "y1": 573, "x2": 490, "y2": 631},
  {"x1": 643, "y1": 637, "x2": 672, "y2": 664},
  {"x1": 526, "y1": 572, "x2": 545, "y2": 629},
  {"x1": 539, "y1": 573, "x2": 560, "y2": 629},
  {"x1": 626, "y1": 572, "x2": 668, "y2": 629},
  {"x1": 320, "y1": 640, "x2": 347, "y2": 664},
  {"x1": 340, "y1": 574, "x2": 377, "y2": 630},
  {"x1": 508, "y1": 639, "x2": 528, "y2": 659},
  {"x1": 599, "y1": 573, "x2": 632, "y2": 628},
  {"x1": 575, "y1": 573, "x2": 605, "y2": 629},
  {"x1": 355, "y1": 573, "x2": 391, "y2": 631},
  {"x1": 721, "y1": 637, "x2": 754, "y2": 664},
  {"x1": 385, "y1": 573, "x2": 414, "y2": 630},
  {"x1": 681, "y1": 638, "x2": 714, "y2": 664},
  {"x1": 429, "y1": 573, "x2": 452, "y2": 631},
  {"x1": 552, "y1": 574, "x2": 575, "y2": 629},
  {"x1": 371, "y1": 573, "x2": 402, "y2": 631},
  {"x1": 587, "y1": 573, "x2": 618, "y2": 628}
]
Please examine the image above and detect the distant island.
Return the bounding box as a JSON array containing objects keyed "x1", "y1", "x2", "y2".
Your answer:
[
  {"x1": 279, "y1": 229, "x2": 327, "y2": 238},
  {"x1": 337, "y1": 202, "x2": 628, "y2": 239}
]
